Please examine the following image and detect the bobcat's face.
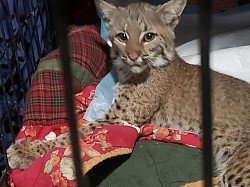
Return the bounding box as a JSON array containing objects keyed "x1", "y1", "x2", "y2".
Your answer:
[
  {"x1": 95, "y1": 0, "x2": 187, "y2": 74},
  {"x1": 109, "y1": 10, "x2": 175, "y2": 74}
]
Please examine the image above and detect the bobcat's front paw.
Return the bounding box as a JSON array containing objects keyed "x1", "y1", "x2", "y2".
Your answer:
[{"x1": 7, "y1": 139, "x2": 40, "y2": 170}]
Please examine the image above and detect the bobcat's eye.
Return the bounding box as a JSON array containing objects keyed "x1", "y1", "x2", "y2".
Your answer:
[
  {"x1": 116, "y1": 33, "x2": 128, "y2": 42},
  {"x1": 143, "y1": 32, "x2": 156, "y2": 42}
]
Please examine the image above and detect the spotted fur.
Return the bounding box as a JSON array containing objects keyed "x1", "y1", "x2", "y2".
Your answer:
[{"x1": 7, "y1": 0, "x2": 250, "y2": 186}]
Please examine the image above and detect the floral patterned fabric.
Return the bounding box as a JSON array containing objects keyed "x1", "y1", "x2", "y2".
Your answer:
[{"x1": 140, "y1": 124, "x2": 202, "y2": 149}]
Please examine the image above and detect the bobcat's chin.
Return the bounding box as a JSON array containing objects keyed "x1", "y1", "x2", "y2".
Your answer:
[{"x1": 130, "y1": 64, "x2": 148, "y2": 74}]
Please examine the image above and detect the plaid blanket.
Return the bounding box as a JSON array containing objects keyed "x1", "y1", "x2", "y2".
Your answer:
[{"x1": 22, "y1": 26, "x2": 110, "y2": 126}]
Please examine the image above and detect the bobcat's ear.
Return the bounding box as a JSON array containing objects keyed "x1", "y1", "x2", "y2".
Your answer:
[
  {"x1": 157, "y1": 0, "x2": 187, "y2": 29},
  {"x1": 95, "y1": 0, "x2": 117, "y2": 24}
]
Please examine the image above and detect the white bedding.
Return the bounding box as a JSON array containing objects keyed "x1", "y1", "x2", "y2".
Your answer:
[
  {"x1": 176, "y1": 28, "x2": 250, "y2": 83},
  {"x1": 178, "y1": 45, "x2": 250, "y2": 84}
]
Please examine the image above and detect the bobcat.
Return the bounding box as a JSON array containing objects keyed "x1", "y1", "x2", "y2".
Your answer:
[{"x1": 7, "y1": 0, "x2": 250, "y2": 186}]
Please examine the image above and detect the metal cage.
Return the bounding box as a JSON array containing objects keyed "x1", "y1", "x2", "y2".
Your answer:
[
  {"x1": 1, "y1": 0, "x2": 250, "y2": 186},
  {"x1": 0, "y1": 0, "x2": 55, "y2": 180}
]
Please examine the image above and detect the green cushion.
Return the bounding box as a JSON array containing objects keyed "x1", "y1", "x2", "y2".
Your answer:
[{"x1": 88, "y1": 140, "x2": 211, "y2": 187}]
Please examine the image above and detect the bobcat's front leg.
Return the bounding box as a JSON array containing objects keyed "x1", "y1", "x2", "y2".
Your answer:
[
  {"x1": 6, "y1": 120, "x2": 122, "y2": 170},
  {"x1": 79, "y1": 83, "x2": 162, "y2": 136},
  {"x1": 7, "y1": 133, "x2": 70, "y2": 170},
  {"x1": 7, "y1": 119, "x2": 117, "y2": 170}
]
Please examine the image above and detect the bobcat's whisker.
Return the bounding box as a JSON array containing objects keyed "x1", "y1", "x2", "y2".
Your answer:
[{"x1": 143, "y1": 58, "x2": 155, "y2": 69}]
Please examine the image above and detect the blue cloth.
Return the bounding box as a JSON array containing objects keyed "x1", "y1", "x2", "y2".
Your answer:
[{"x1": 84, "y1": 69, "x2": 118, "y2": 121}]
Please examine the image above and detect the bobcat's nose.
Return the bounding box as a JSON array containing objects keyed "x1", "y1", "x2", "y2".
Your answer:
[{"x1": 128, "y1": 52, "x2": 140, "y2": 61}]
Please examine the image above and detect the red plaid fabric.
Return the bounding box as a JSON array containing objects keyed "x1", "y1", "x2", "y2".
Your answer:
[
  {"x1": 188, "y1": 0, "x2": 239, "y2": 10},
  {"x1": 23, "y1": 70, "x2": 67, "y2": 126},
  {"x1": 23, "y1": 26, "x2": 110, "y2": 126}
]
